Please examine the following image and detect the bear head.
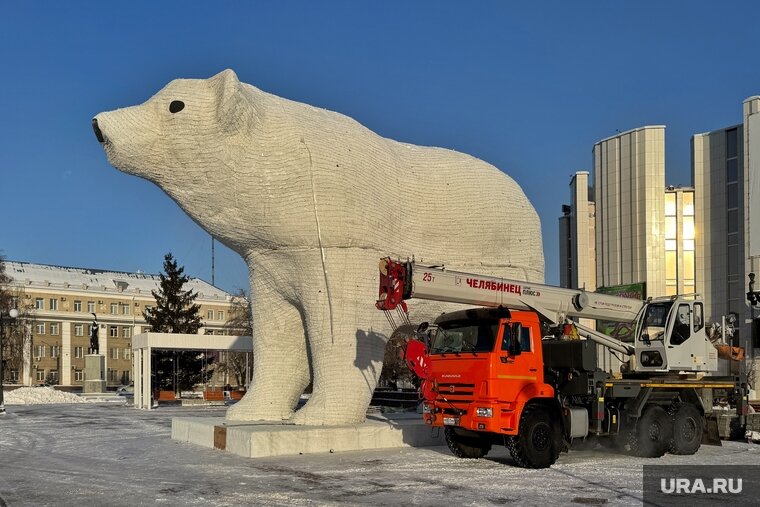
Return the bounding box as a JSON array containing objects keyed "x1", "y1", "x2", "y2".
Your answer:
[{"x1": 93, "y1": 69, "x2": 264, "y2": 250}]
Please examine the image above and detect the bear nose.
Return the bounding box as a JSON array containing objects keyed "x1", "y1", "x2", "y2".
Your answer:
[{"x1": 92, "y1": 118, "x2": 105, "y2": 143}]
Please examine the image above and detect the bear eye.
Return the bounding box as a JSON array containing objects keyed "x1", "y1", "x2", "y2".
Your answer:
[{"x1": 169, "y1": 100, "x2": 185, "y2": 113}]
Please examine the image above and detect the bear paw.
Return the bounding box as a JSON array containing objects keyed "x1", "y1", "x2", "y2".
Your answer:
[
  {"x1": 287, "y1": 396, "x2": 368, "y2": 426},
  {"x1": 225, "y1": 400, "x2": 293, "y2": 422}
]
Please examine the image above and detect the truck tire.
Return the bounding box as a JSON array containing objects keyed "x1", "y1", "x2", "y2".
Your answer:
[
  {"x1": 444, "y1": 427, "x2": 491, "y2": 459},
  {"x1": 630, "y1": 405, "x2": 672, "y2": 458},
  {"x1": 506, "y1": 404, "x2": 561, "y2": 468},
  {"x1": 669, "y1": 403, "x2": 703, "y2": 455}
]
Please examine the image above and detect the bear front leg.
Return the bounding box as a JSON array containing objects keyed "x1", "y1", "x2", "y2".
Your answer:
[
  {"x1": 287, "y1": 252, "x2": 390, "y2": 426},
  {"x1": 226, "y1": 287, "x2": 311, "y2": 422}
]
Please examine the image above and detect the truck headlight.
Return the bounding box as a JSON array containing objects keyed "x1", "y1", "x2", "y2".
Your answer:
[{"x1": 476, "y1": 407, "x2": 493, "y2": 418}]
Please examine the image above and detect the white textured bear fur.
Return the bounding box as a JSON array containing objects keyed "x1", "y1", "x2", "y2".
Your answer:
[{"x1": 94, "y1": 69, "x2": 544, "y2": 425}]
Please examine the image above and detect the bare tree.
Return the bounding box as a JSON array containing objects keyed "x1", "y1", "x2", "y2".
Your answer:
[
  {"x1": 217, "y1": 289, "x2": 252, "y2": 388},
  {"x1": 378, "y1": 336, "x2": 416, "y2": 390},
  {"x1": 4, "y1": 290, "x2": 34, "y2": 382},
  {"x1": 1, "y1": 255, "x2": 37, "y2": 384}
]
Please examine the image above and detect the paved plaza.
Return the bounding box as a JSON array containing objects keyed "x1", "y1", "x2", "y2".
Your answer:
[{"x1": 1, "y1": 404, "x2": 759, "y2": 506}]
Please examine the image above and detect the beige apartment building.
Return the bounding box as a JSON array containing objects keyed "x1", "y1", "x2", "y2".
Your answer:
[{"x1": 3, "y1": 261, "x2": 237, "y2": 388}]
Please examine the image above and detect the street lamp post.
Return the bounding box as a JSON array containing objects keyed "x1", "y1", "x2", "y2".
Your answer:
[
  {"x1": 0, "y1": 307, "x2": 20, "y2": 415},
  {"x1": 749, "y1": 273, "x2": 759, "y2": 354}
]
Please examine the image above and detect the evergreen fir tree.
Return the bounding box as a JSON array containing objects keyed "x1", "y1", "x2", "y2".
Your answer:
[{"x1": 145, "y1": 253, "x2": 209, "y2": 391}]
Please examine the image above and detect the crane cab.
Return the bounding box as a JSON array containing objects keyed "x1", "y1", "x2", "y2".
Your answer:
[{"x1": 633, "y1": 299, "x2": 718, "y2": 373}]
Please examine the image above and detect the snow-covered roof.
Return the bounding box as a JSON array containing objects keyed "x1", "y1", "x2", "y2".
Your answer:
[{"x1": 5, "y1": 261, "x2": 231, "y2": 301}]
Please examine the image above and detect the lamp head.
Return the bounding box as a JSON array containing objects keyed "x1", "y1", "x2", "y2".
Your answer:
[{"x1": 8, "y1": 309, "x2": 18, "y2": 319}]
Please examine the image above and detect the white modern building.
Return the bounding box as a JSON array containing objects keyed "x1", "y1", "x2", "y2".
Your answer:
[
  {"x1": 592, "y1": 126, "x2": 667, "y2": 297},
  {"x1": 560, "y1": 96, "x2": 760, "y2": 387},
  {"x1": 559, "y1": 171, "x2": 596, "y2": 293},
  {"x1": 692, "y1": 96, "x2": 760, "y2": 350}
]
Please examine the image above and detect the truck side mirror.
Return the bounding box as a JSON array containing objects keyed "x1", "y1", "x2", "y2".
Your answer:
[
  {"x1": 510, "y1": 323, "x2": 523, "y2": 356},
  {"x1": 416, "y1": 322, "x2": 432, "y2": 348}
]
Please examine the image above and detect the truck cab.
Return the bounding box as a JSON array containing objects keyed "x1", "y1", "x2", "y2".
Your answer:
[{"x1": 420, "y1": 307, "x2": 554, "y2": 436}]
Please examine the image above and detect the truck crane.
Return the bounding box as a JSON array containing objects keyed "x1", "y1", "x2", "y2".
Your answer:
[{"x1": 376, "y1": 258, "x2": 748, "y2": 468}]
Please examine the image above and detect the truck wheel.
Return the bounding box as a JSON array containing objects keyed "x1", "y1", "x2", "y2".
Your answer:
[
  {"x1": 507, "y1": 404, "x2": 561, "y2": 468},
  {"x1": 630, "y1": 405, "x2": 672, "y2": 458},
  {"x1": 444, "y1": 427, "x2": 492, "y2": 459},
  {"x1": 669, "y1": 403, "x2": 703, "y2": 455}
]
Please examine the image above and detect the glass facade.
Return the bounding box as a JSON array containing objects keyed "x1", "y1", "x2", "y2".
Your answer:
[{"x1": 664, "y1": 189, "x2": 695, "y2": 296}]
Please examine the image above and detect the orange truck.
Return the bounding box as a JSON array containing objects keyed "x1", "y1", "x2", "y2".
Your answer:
[{"x1": 376, "y1": 259, "x2": 748, "y2": 468}]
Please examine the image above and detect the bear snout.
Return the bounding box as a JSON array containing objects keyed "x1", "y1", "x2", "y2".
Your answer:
[{"x1": 92, "y1": 117, "x2": 105, "y2": 143}]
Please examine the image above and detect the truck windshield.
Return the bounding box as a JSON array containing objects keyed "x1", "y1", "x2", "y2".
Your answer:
[
  {"x1": 429, "y1": 319, "x2": 499, "y2": 354},
  {"x1": 640, "y1": 302, "x2": 673, "y2": 341}
]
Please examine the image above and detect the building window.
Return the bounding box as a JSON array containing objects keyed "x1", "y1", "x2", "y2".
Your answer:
[
  {"x1": 49, "y1": 298, "x2": 58, "y2": 311},
  {"x1": 665, "y1": 250, "x2": 678, "y2": 296},
  {"x1": 217, "y1": 311, "x2": 224, "y2": 321},
  {"x1": 207, "y1": 310, "x2": 214, "y2": 320},
  {"x1": 74, "y1": 346, "x2": 83, "y2": 358},
  {"x1": 122, "y1": 327, "x2": 131, "y2": 338},
  {"x1": 122, "y1": 304, "x2": 130, "y2": 315},
  {"x1": 36, "y1": 323, "x2": 45, "y2": 335},
  {"x1": 683, "y1": 216, "x2": 694, "y2": 241},
  {"x1": 683, "y1": 192, "x2": 694, "y2": 216},
  {"x1": 665, "y1": 216, "x2": 677, "y2": 240},
  {"x1": 664, "y1": 193, "x2": 676, "y2": 216},
  {"x1": 50, "y1": 323, "x2": 60, "y2": 335},
  {"x1": 87, "y1": 301, "x2": 95, "y2": 313},
  {"x1": 34, "y1": 345, "x2": 45, "y2": 358},
  {"x1": 36, "y1": 370, "x2": 45, "y2": 382},
  {"x1": 142, "y1": 326, "x2": 151, "y2": 334},
  {"x1": 75, "y1": 324, "x2": 84, "y2": 336},
  {"x1": 51, "y1": 346, "x2": 60, "y2": 358},
  {"x1": 10, "y1": 369, "x2": 19, "y2": 382},
  {"x1": 48, "y1": 370, "x2": 59, "y2": 383},
  {"x1": 726, "y1": 128, "x2": 738, "y2": 159},
  {"x1": 74, "y1": 370, "x2": 84, "y2": 382},
  {"x1": 35, "y1": 298, "x2": 44, "y2": 310},
  {"x1": 121, "y1": 371, "x2": 130, "y2": 385},
  {"x1": 74, "y1": 300, "x2": 82, "y2": 312},
  {"x1": 107, "y1": 369, "x2": 118, "y2": 383},
  {"x1": 110, "y1": 348, "x2": 119, "y2": 360},
  {"x1": 124, "y1": 348, "x2": 131, "y2": 360},
  {"x1": 110, "y1": 303, "x2": 118, "y2": 315},
  {"x1": 109, "y1": 326, "x2": 118, "y2": 338}
]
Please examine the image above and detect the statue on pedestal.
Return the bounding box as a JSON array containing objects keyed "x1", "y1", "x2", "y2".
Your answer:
[{"x1": 89, "y1": 313, "x2": 99, "y2": 354}]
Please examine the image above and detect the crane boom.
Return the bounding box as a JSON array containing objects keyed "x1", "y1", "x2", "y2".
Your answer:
[{"x1": 377, "y1": 259, "x2": 644, "y2": 325}]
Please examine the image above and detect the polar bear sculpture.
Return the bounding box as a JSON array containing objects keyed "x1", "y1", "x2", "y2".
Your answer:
[{"x1": 93, "y1": 69, "x2": 544, "y2": 425}]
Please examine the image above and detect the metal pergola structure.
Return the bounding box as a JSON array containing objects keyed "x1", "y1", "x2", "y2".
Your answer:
[{"x1": 132, "y1": 333, "x2": 253, "y2": 409}]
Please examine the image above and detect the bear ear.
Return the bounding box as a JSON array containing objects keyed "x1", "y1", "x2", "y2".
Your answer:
[
  {"x1": 211, "y1": 69, "x2": 241, "y2": 104},
  {"x1": 210, "y1": 69, "x2": 250, "y2": 131}
]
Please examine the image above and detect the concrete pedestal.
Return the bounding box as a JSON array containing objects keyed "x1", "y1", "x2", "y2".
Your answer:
[
  {"x1": 84, "y1": 354, "x2": 106, "y2": 394},
  {"x1": 171, "y1": 412, "x2": 443, "y2": 458}
]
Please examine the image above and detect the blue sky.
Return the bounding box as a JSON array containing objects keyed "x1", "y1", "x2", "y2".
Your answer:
[{"x1": 1, "y1": 1, "x2": 759, "y2": 294}]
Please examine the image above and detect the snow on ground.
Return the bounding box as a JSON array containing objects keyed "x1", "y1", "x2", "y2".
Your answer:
[
  {"x1": 0, "y1": 404, "x2": 759, "y2": 506},
  {"x1": 4, "y1": 386, "x2": 88, "y2": 405}
]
